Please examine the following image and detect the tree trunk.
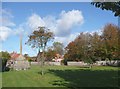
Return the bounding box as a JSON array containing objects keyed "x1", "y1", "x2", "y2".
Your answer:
[
  {"x1": 36, "y1": 49, "x2": 44, "y2": 75},
  {"x1": 41, "y1": 54, "x2": 44, "y2": 75},
  {"x1": 41, "y1": 48, "x2": 45, "y2": 75}
]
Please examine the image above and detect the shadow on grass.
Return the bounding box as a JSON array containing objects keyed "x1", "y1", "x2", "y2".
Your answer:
[{"x1": 48, "y1": 67, "x2": 120, "y2": 89}]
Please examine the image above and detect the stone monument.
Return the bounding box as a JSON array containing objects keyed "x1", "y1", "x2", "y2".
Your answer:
[{"x1": 7, "y1": 34, "x2": 30, "y2": 70}]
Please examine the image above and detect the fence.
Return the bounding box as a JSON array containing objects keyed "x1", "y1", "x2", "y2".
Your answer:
[{"x1": 31, "y1": 60, "x2": 120, "y2": 66}]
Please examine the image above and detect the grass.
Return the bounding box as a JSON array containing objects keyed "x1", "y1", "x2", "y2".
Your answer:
[{"x1": 2, "y1": 65, "x2": 120, "y2": 88}]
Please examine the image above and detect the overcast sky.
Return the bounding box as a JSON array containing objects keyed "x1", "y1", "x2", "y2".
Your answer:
[{"x1": 1, "y1": 2, "x2": 118, "y2": 56}]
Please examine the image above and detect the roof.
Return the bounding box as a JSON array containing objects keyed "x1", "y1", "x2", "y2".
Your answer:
[{"x1": 10, "y1": 52, "x2": 20, "y2": 60}]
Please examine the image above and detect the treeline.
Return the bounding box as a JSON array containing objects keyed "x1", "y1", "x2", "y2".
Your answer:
[{"x1": 64, "y1": 24, "x2": 120, "y2": 63}]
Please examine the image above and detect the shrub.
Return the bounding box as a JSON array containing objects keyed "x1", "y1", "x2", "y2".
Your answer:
[
  {"x1": 61, "y1": 60, "x2": 64, "y2": 65},
  {"x1": 61, "y1": 59, "x2": 68, "y2": 65},
  {"x1": 2, "y1": 58, "x2": 10, "y2": 72},
  {"x1": 118, "y1": 61, "x2": 120, "y2": 67}
]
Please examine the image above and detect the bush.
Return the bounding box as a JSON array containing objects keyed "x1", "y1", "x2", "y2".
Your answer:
[
  {"x1": 118, "y1": 61, "x2": 120, "y2": 67},
  {"x1": 0, "y1": 59, "x2": 2, "y2": 72},
  {"x1": 61, "y1": 60, "x2": 64, "y2": 65},
  {"x1": 28, "y1": 58, "x2": 32, "y2": 62},
  {"x1": 61, "y1": 59, "x2": 68, "y2": 65},
  {"x1": 2, "y1": 58, "x2": 9, "y2": 72},
  {"x1": 64, "y1": 59, "x2": 68, "y2": 65}
]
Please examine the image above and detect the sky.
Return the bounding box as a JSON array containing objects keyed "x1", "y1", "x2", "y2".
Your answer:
[{"x1": 0, "y1": 2, "x2": 118, "y2": 56}]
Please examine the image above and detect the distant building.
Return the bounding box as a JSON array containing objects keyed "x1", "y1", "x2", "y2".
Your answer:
[
  {"x1": 52, "y1": 53, "x2": 63, "y2": 62},
  {"x1": 10, "y1": 52, "x2": 26, "y2": 61}
]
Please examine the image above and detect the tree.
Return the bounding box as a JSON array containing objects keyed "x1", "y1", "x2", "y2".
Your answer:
[
  {"x1": 64, "y1": 41, "x2": 79, "y2": 61},
  {"x1": 91, "y1": 32, "x2": 102, "y2": 61},
  {"x1": 45, "y1": 47, "x2": 56, "y2": 61},
  {"x1": 0, "y1": 51, "x2": 11, "y2": 72},
  {"x1": 0, "y1": 51, "x2": 11, "y2": 59},
  {"x1": 24, "y1": 54, "x2": 32, "y2": 65},
  {"x1": 26, "y1": 27, "x2": 54, "y2": 75},
  {"x1": 64, "y1": 23, "x2": 120, "y2": 64},
  {"x1": 53, "y1": 42, "x2": 64, "y2": 55},
  {"x1": 118, "y1": 29, "x2": 120, "y2": 61},
  {"x1": 91, "y1": 1, "x2": 120, "y2": 17},
  {"x1": 64, "y1": 32, "x2": 93, "y2": 62},
  {"x1": 45, "y1": 42, "x2": 64, "y2": 61},
  {"x1": 101, "y1": 24, "x2": 120, "y2": 61}
]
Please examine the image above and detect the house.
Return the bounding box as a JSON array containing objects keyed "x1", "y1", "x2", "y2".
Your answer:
[
  {"x1": 10, "y1": 52, "x2": 19, "y2": 60},
  {"x1": 10, "y1": 51, "x2": 25, "y2": 61},
  {"x1": 10, "y1": 51, "x2": 27, "y2": 62},
  {"x1": 52, "y1": 53, "x2": 63, "y2": 62}
]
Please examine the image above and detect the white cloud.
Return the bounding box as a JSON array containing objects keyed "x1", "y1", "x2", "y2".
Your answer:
[
  {"x1": 13, "y1": 23, "x2": 29, "y2": 36},
  {"x1": 0, "y1": 9, "x2": 16, "y2": 42},
  {"x1": 0, "y1": 9, "x2": 84, "y2": 46},
  {"x1": 1, "y1": 9, "x2": 16, "y2": 27},
  {"x1": 25, "y1": 10, "x2": 84, "y2": 46},
  {"x1": 0, "y1": 26, "x2": 12, "y2": 41},
  {"x1": 1, "y1": 9, "x2": 13, "y2": 18},
  {"x1": 86, "y1": 28, "x2": 103, "y2": 36},
  {"x1": 54, "y1": 32, "x2": 79, "y2": 46},
  {"x1": 27, "y1": 13, "x2": 45, "y2": 30},
  {"x1": 0, "y1": 25, "x2": 26, "y2": 42},
  {"x1": 0, "y1": 9, "x2": 84, "y2": 56},
  {"x1": 56, "y1": 10, "x2": 84, "y2": 36},
  {"x1": 27, "y1": 10, "x2": 84, "y2": 37}
]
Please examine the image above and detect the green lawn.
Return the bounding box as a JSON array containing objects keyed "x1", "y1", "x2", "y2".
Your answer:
[{"x1": 2, "y1": 65, "x2": 120, "y2": 88}]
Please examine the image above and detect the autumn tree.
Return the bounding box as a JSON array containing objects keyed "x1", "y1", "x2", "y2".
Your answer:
[
  {"x1": 65, "y1": 23, "x2": 120, "y2": 64},
  {"x1": 45, "y1": 47, "x2": 56, "y2": 61},
  {"x1": 101, "y1": 24, "x2": 120, "y2": 61},
  {"x1": 26, "y1": 27, "x2": 54, "y2": 75},
  {"x1": 64, "y1": 41, "x2": 79, "y2": 61},
  {"x1": 64, "y1": 32, "x2": 93, "y2": 63},
  {"x1": 75, "y1": 32, "x2": 91, "y2": 62},
  {"x1": 90, "y1": 32, "x2": 102, "y2": 61}
]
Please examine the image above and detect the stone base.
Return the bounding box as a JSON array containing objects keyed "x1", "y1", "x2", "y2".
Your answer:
[{"x1": 13, "y1": 60, "x2": 30, "y2": 70}]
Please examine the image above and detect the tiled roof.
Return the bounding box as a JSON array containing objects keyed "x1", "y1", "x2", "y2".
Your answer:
[{"x1": 10, "y1": 52, "x2": 20, "y2": 60}]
